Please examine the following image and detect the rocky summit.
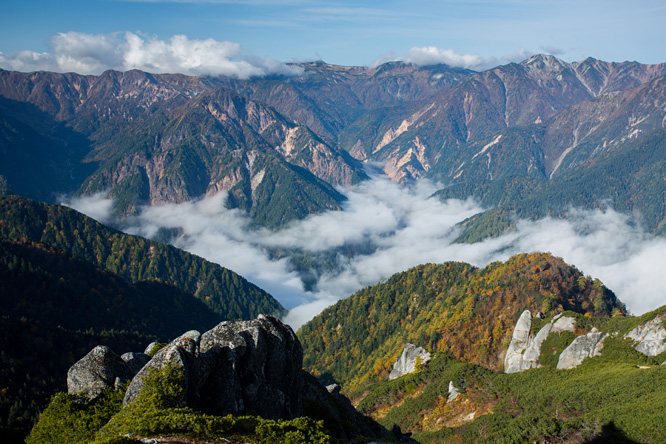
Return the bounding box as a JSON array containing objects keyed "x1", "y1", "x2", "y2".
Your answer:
[{"x1": 65, "y1": 314, "x2": 411, "y2": 443}]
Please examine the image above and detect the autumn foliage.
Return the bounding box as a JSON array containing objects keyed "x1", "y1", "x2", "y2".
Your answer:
[{"x1": 299, "y1": 252, "x2": 623, "y2": 391}]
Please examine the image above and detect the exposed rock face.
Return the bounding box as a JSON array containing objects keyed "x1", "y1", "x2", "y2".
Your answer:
[
  {"x1": 123, "y1": 342, "x2": 192, "y2": 408},
  {"x1": 117, "y1": 315, "x2": 305, "y2": 420},
  {"x1": 557, "y1": 328, "x2": 607, "y2": 370},
  {"x1": 389, "y1": 343, "x2": 431, "y2": 380},
  {"x1": 447, "y1": 381, "x2": 461, "y2": 403},
  {"x1": 121, "y1": 352, "x2": 150, "y2": 375},
  {"x1": 67, "y1": 320, "x2": 404, "y2": 443},
  {"x1": 551, "y1": 315, "x2": 576, "y2": 334},
  {"x1": 504, "y1": 310, "x2": 533, "y2": 373},
  {"x1": 195, "y1": 315, "x2": 304, "y2": 419},
  {"x1": 505, "y1": 312, "x2": 578, "y2": 374},
  {"x1": 67, "y1": 346, "x2": 134, "y2": 400},
  {"x1": 624, "y1": 314, "x2": 666, "y2": 356}
]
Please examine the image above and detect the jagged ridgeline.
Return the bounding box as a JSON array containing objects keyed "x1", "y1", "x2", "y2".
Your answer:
[
  {"x1": 299, "y1": 252, "x2": 624, "y2": 390},
  {"x1": 0, "y1": 195, "x2": 283, "y2": 319}
]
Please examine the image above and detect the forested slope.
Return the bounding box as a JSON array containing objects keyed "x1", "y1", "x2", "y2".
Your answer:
[
  {"x1": 299, "y1": 253, "x2": 623, "y2": 391},
  {"x1": 0, "y1": 195, "x2": 284, "y2": 319}
]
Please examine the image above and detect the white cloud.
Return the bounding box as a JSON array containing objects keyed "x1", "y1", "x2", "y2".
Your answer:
[
  {"x1": 403, "y1": 47, "x2": 486, "y2": 70},
  {"x1": 66, "y1": 175, "x2": 666, "y2": 330},
  {"x1": 0, "y1": 32, "x2": 302, "y2": 78},
  {"x1": 374, "y1": 46, "x2": 535, "y2": 71}
]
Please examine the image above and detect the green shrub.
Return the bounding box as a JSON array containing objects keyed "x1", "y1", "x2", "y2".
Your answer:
[{"x1": 26, "y1": 388, "x2": 123, "y2": 444}]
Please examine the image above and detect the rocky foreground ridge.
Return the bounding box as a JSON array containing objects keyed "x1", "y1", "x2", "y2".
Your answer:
[{"x1": 58, "y1": 315, "x2": 412, "y2": 444}]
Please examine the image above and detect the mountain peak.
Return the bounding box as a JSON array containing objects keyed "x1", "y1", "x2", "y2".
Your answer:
[{"x1": 521, "y1": 53, "x2": 567, "y2": 71}]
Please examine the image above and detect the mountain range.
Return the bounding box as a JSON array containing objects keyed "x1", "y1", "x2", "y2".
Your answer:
[
  {"x1": 2, "y1": 54, "x2": 665, "y2": 235},
  {"x1": 2, "y1": 53, "x2": 666, "y2": 443}
]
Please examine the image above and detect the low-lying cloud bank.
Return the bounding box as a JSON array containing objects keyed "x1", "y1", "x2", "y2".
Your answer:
[
  {"x1": 67, "y1": 175, "x2": 666, "y2": 329},
  {"x1": 0, "y1": 31, "x2": 302, "y2": 78}
]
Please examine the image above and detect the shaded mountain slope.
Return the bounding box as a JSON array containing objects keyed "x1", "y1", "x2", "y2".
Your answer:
[
  {"x1": 0, "y1": 240, "x2": 222, "y2": 337},
  {"x1": 0, "y1": 239, "x2": 223, "y2": 433},
  {"x1": 0, "y1": 195, "x2": 284, "y2": 319}
]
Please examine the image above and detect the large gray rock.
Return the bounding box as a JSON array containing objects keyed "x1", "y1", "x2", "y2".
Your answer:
[
  {"x1": 122, "y1": 343, "x2": 190, "y2": 407},
  {"x1": 504, "y1": 310, "x2": 533, "y2": 373},
  {"x1": 122, "y1": 315, "x2": 304, "y2": 420},
  {"x1": 624, "y1": 314, "x2": 666, "y2": 356},
  {"x1": 121, "y1": 352, "x2": 151, "y2": 375},
  {"x1": 67, "y1": 346, "x2": 134, "y2": 400},
  {"x1": 551, "y1": 315, "x2": 576, "y2": 334},
  {"x1": 557, "y1": 328, "x2": 607, "y2": 369},
  {"x1": 389, "y1": 343, "x2": 431, "y2": 380},
  {"x1": 447, "y1": 381, "x2": 461, "y2": 403}
]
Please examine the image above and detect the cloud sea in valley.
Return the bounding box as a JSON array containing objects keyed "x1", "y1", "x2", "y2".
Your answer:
[{"x1": 67, "y1": 170, "x2": 666, "y2": 330}]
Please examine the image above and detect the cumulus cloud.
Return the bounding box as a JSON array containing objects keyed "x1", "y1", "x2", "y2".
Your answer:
[
  {"x1": 403, "y1": 47, "x2": 486, "y2": 70},
  {"x1": 373, "y1": 46, "x2": 535, "y2": 71},
  {"x1": 0, "y1": 31, "x2": 302, "y2": 78},
  {"x1": 66, "y1": 175, "x2": 666, "y2": 330}
]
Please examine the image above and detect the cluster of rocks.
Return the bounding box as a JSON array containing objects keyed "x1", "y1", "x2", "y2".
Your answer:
[
  {"x1": 504, "y1": 309, "x2": 666, "y2": 373},
  {"x1": 504, "y1": 311, "x2": 578, "y2": 373},
  {"x1": 69, "y1": 315, "x2": 303, "y2": 419},
  {"x1": 67, "y1": 315, "x2": 413, "y2": 443}
]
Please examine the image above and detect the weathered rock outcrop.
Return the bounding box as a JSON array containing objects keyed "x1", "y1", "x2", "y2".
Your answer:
[
  {"x1": 624, "y1": 314, "x2": 666, "y2": 356},
  {"x1": 504, "y1": 310, "x2": 534, "y2": 373},
  {"x1": 557, "y1": 328, "x2": 607, "y2": 369},
  {"x1": 504, "y1": 312, "x2": 577, "y2": 373},
  {"x1": 389, "y1": 343, "x2": 431, "y2": 380},
  {"x1": 447, "y1": 381, "x2": 461, "y2": 403},
  {"x1": 120, "y1": 315, "x2": 304, "y2": 420},
  {"x1": 67, "y1": 345, "x2": 135, "y2": 400},
  {"x1": 68, "y1": 315, "x2": 399, "y2": 443}
]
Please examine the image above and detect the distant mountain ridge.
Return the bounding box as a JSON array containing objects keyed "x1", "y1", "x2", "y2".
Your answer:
[{"x1": 1, "y1": 55, "x2": 665, "y2": 234}]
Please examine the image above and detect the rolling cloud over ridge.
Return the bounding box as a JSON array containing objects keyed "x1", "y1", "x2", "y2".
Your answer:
[
  {"x1": 67, "y1": 174, "x2": 666, "y2": 329},
  {"x1": 0, "y1": 31, "x2": 302, "y2": 78}
]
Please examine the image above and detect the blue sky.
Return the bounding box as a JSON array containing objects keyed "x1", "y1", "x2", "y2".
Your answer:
[{"x1": 2, "y1": 0, "x2": 666, "y2": 75}]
